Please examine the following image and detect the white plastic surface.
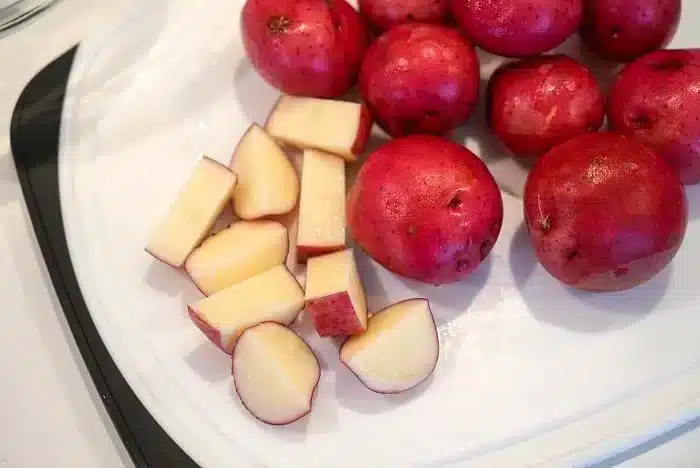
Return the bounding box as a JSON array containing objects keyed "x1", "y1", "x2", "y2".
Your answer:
[{"x1": 59, "y1": 1, "x2": 700, "y2": 467}]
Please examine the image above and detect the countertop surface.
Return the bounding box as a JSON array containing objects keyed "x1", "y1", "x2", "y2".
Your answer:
[{"x1": 0, "y1": 1, "x2": 698, "y2": 467}]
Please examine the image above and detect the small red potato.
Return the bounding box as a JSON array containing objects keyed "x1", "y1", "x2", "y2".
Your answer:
[
  {"x1": 580, "y1": 0, "x2": 681, "y2": 62},
  {"x1": 451, "y1": 0, "x2": 583, "y2": 58},
  {"x1": 359, "y1": 23, "x2": 480, "y2": 138},
  {"x1": 241, "y1": 0, "x2": 369, "y2": 98},
  {"x1": 524, "y1": 132, "x2": 688, "y2": 292},
  {"x1": 348, "y1": 135, "x2": 503, "y2": 286},
  {"x1": 608, "y1": 49, "x2": 700, "y2": 185},
  {"x1": 488, "y1": 55, "x2": 605, "y2": 159}
]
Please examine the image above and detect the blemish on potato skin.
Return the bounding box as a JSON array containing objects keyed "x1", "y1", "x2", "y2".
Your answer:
[
  {"x1": 614, "y1": 267, "x2": 629, "y2": 278},
  {"x1": 479, "y1": 240, "x2": 491, "y2": 260},
  {"x1": 456, "y1": 260, "x2": 470, "y2": 272},
  {"x1": 566, "y1": 248, "x2": 580, "y2": 261},
  {"x1": 447, "y1": 193, "x2": 463, "y2": 210},
  {"x1": 267, "y1": 16, "x2": 292, "y2": 34},
  {"x1": 649, "y1": 57, "x2": 686, "y2": 72}
]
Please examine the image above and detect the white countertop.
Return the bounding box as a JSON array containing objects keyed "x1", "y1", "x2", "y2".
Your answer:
[{"x1": 0, "y1": 1, "x2": 698, "y2": 467}]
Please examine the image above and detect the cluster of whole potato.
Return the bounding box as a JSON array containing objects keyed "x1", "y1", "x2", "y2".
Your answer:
[{"x1": 241, "y1": 0, "x2": 693, "y2": 293}]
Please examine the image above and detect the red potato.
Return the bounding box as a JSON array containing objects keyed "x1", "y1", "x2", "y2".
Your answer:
[
  {"x1": 451, "y1": 0, "x2": 583, "y2": 58},
  {"x1": 348, "y1": 135, "x2": 503, "y2": 286},
  {"x1": 524, "y1": 132, "x2": 688, "y2": 292},
  {"x1": 358, "y1": 0, "x2": 450, "y2": 32},
  {"x1": 241, "y1": 0, "x2": 369, "y2": 98},
  {"x1": 580, "y1": 0, "x2": 681, "y2": 62},
  {"x1": 608, "y1": 49, "x2": 700, "y2": 185},
  {"x1": 488, "y1": 55, "x2": 605, "y2": 159},
  {"x1": 358, "y1": 23, "x2": 480, "y2": 137}
]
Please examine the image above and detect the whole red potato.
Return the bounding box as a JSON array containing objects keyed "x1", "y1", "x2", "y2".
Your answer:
[
  {"x1": 580, "y1": 0, "x2": 681, "y2": 62},
  {"x1": 488, "y1": 55, "x2": 605, "y2": 158},
  {"x1": 359, "y1": 24, "x2": 480, "y2": 137},
  {"x1": 608, "y1": 49, "x2": 700, "y2": 185},
  {"x1": 348, "y1": 135, "x2": 503, "y2": 286},
  {"x1": 524, "y1": 132, "x2": 687, "y2": 292},
  {"x1": 358, "y1": 0, "x2": 450, "y2": 32},
  {"x1": 241, "y1": 0, "x2": 369, "y2": 98},
  {"x1": 451, "y1": 0, "x2": 583, "y2": 57}
]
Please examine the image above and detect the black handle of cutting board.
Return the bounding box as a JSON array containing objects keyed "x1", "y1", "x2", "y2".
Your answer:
[{"x1": 10, "y1": 47, "x2": 199, "y2": 468}]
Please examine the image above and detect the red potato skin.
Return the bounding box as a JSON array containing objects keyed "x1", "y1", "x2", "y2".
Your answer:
[
  {"x1": 580, "y1": 0, "x2": 681, "y2": 62},
  {"x1": 351, "y1": 105, "x2": 374, "y2": 156},
  {"x1": 339, "y1": 298, "x2": 439, "y2": 394},
  {"x1": 297, "y1": 245, "x2": 345, "y2": 264},
  {"x1": 358, "y1": 0, "x2": 451, "y2": 32},
  {"x1": 608, "y1": 49, "x2": 700, "y2": 185},
  {"x1": 305, "y1": 292, "x2": 366, "y2": 337},
  {"x1": 348, "y1": 136, "x2": 503, "y2": 286},
  {"x1": 524, "y1": 133, "x2": 688, "y2": 292},
  {"x1": 241, "y1": 0, "x2": 369, "y2": 98},
  {"x1": 451, "y1": 0, "x2": 583, "y2": 58},
  {"x1": 359, "y1": 24, "x2": 480, "y2": 138},
  {"x1": 231, "y1": 322, "x2": 321, "y2": 426},
  {"x1": 187, "y1": 306, "x2": 229, "y2": 354},
  {"x1": 488, "y1": 55, "x2": 605, "y2": 159}
]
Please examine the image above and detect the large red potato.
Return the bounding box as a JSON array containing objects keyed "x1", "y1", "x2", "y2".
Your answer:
[
  {"x1": 488, "y1": 55, "x2": 605, "y2": 159},
  {"x1": 241, "y1": 0, "x2": 369, "y2": 98},
  {"x1": 580, "y1": 0, "x2": 681, "y2": 62},
  {"x1": 524, "y1": 132, "x2": 688, "y2": 292},
  {"x1": 348, "y1": 135, "x2": 503, "y2": 286},
  {"x1": 451, "y1": 0, "x2": 582, "y2": 58},
  {"x1": 359, "y1": 24, "x2": 480, "y2": 137},
  {"x1": 608, "y1": 49, "x2": 700, "y2": 185},
  {"x1": 358, "y1": 0, "x2": 450, "y2": 32}
]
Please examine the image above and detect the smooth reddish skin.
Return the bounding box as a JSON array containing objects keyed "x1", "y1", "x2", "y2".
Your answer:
[
  {"x1": 451, "y1": 0, "x2": 583, "y2": 58},
  {"x1": 359, "y1": 24, "x2": 480, "y2": 137},
  {"x1": 297, "y1": 245, "x2": 345, "y2": 264},
  {"x1": 306, "y1": 293, "x2": 365, "y2": 337},
  {"x1": 339, "y1": 299, "x2": 439, "y2": 394},
  {"x1": 348, "y1": 135, "x2": 503, "y2": 286},
  {"x1": 488, "y1": 55, "x2": 605, "y2": 159},
  {"x1": 608, "y1": 49, "x2": 700, "y2": 185},
  {"x1": 231, "y1": 322, "x2": 321, "y2": 426},
  {"x1": 351, "y1": 105, "x2": 374, "y2": 156},
  {"x1": 241, "y1": 0, "x2": 369, "y2": 98},
  {"x1": 580, "y1": 0, "x2": 681, "y2": 62},
  {"x1": 188, "y1": 306, "x2": 228, "y2": 353},
  {"x1": 524, "y1": 133, "x2": 688, "y2": 292},
  {"x1": 358, "y1": 0, "x2": 450, "y2": 32}
]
